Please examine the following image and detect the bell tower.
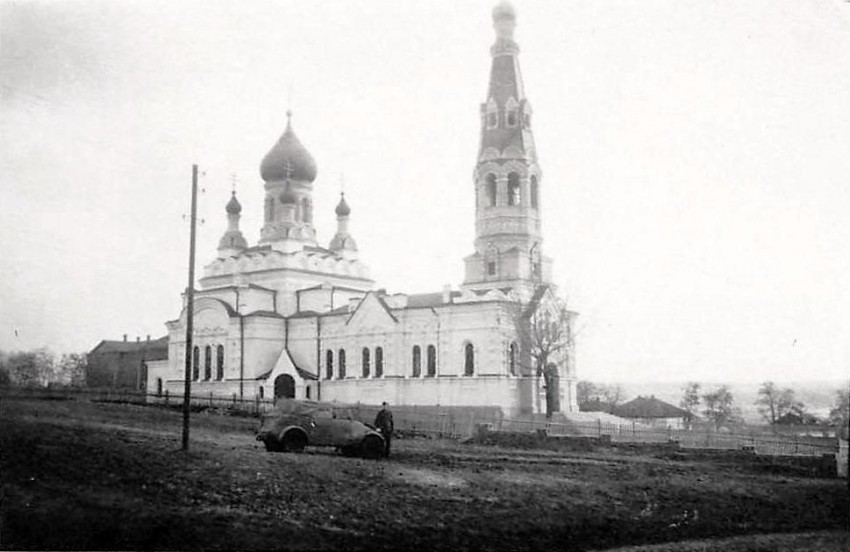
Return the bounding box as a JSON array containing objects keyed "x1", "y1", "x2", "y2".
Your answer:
[{"x1": 462, "y1": 2, "x2": 553, "y2": 296}]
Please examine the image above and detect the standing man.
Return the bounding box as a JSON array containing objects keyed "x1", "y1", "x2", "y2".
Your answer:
[{"x1": 374, "y1": 401, "x2": 394, "y2": 458}]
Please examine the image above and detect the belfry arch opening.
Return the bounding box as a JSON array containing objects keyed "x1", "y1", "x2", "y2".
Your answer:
[
  {"x1": 508, "y1": 173, "x2": 521, "y2": 206},
  {"x1": 486, "y1": 174, "x2": 497, "y2": 207}
]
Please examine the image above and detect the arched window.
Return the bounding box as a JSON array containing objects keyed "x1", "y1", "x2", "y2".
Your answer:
[
  {"x1": 216, "y1": 345, "x2": 224, "y2": 380},
  {"x1": 204, "y1": 345, "x2": 212, "y2": 380},
  {"x1": 192, "y1": 346, "x2": 200, "y2": 381},
  {"x1": 530, "y1": 175, "x2": 538, "y2": 209},
  {"x1": 338, "y1": 349, "x2": 346, "y2": 379},
  {"x1": 156, "y1": 377, "x2": 163, "y2": 397},
  {"x1": 486, "y1": 244, "x2": 498, "y2": 278},
  {"x1": 487, "y1": 112, "x2": 497, "y2": 128},
  {"x1": 509, "y1": 342, "x2": 518, "y2": 376},
  {"x1": 375, "y1": 347, "x2": 384, "y2": 378},
  {"x1": 361, "y1": 347, "x2": 370, "y2": 378},
  {"x1": 265, "y1": 197, "x2": 274, "y2": 221},
  {"x1": 464, "y1": 343, "x2": 475, "y2": 376},
  {"x1": 486, "y1": 174, "x2": 497, "y2": 207},
  {"x1": 326, "y1": 350, "x2": 334, "y2": 380},
  {"x1": 508, "y1": 173, "x2": 521, "y2": 206},
  {"x1": 259, "y1": 386, "x2": 264, "y2": 399},
  {"x1": 507, "y1": 111, "x2": 517, "y2": 127},
  {"x1": 412, "y1": 345, "x2": 422, "y2": 377},
  {"x1": 302, "y1": 197, "x2": 312, "y2": 223},
  {"x1": 305, "y1": 386, "x2": 311, "y2": 399},
  {"x1": 427, "y1": 345, "x2": 437, "y2": 377}
]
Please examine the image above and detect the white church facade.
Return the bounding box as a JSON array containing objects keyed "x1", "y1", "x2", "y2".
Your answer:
[{"x1": 147, "y1": 3, "x2": 578, "y2": 417}]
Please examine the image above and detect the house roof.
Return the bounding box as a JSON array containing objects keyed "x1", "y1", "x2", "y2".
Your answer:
[
  {"x1": 615, "y1": 396, "x2": 689, "y2": 419},
  {"x1": 90, "y1": 336, "x2": 168, "y2": 355}
]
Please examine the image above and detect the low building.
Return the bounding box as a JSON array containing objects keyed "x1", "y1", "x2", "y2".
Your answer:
[
  {"x1": 87, "y1": 335, "x2": 168, "y2": 390},
  {"x1": 614, "y1": 395, "x2": 690, "y2": 430}
]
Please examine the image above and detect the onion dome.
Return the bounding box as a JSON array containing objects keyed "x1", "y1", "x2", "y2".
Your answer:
[
  {"x1": 335, "y1": 193, "x2": 351, "y2": 217},
  {"x1": 225, "y1": 191, "x2": 242, "y2": 215},
  {"x1": 279, "y1": 179, "x2": 298, "y2": 205},
  {"x1": 260, "y1": 111, "x2": 317, "y2": 183}
]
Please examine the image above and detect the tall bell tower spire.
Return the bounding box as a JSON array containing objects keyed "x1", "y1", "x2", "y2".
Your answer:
[{"x1": 463, "y1": 2, "x2": 552, "y2": 296}]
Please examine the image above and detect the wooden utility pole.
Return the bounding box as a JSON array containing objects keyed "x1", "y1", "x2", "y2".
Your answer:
[{"x1": 182, "y1": 164, "x2": 199, "y2": 451}]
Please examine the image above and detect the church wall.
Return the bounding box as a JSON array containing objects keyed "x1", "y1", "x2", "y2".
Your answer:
[
  {"x1": 237, "y1": 287, "x2": 276, "y2": 313},
  {"x1": 297, "y1": 288, "x2": 332, "y2": 314},
  {"x1": 241, "y1": 316, "x2": 286, "y2": 378},
  {"x1": 320, "y1": 376, "x2": 518, "y2": 413},
  {"x1": 286, "y1": 316, "x2": 321, "y2": 375}
]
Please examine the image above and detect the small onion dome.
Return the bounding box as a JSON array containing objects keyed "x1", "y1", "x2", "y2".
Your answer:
[
  {"x1": 260, "y1": 111, "x2": 317, "y2": 183},
  {"x1": 225, "y1": 191, "x2": 242, "y2": 215},
  {"x1": 492, "y1": 1, "x2": 516, "y2": 22},
  {"x1": 335, "y1": 193, "x2": 351, "y2": 217},
  {"x1": 279, "y1": 180, "x2": 298, "y2": 204}
]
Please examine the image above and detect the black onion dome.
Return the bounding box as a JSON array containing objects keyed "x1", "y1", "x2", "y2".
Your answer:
[
  {"x1": 260, "y1": 112, "x2": 317, "y2": 183},
  {"x1": 335, "y1": 193, "x2": 351, "y2": 217},
  {"x1": 225, "y1": 191, "x2": 242, "y2": 215}
]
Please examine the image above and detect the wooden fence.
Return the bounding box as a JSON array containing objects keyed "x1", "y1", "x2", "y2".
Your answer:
[{"x1": 2, "y1": 386, "x2": 839, "y2": 457}]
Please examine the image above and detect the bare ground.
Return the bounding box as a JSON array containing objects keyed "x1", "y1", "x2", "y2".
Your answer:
[{"x1": 1, "y1": 398, "x2": 847, "y2": 551}]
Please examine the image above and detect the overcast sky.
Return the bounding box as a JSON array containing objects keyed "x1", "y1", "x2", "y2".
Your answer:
[{"x1": 2, "y1": 0, "x2": 849, "y2": 383}]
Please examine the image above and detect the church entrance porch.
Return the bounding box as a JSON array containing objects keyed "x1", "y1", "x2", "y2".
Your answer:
[{"x1": 274, "y1": 374, "x2": 296, "y2": 399}]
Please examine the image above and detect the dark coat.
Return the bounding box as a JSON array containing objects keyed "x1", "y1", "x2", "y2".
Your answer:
[{"x1": 374, "y1": 409, "x2": 394, "y2": 435}]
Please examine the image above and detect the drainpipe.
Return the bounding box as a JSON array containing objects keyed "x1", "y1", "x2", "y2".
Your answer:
[
  {"x1": 316, "y1": 315, "x2": 322, "y2": 401},
  {"x1": 239, "y1": 315, "x2": 244, "y2": 399}
]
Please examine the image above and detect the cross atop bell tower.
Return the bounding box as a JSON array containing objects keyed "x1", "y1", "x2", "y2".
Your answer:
[{"x1": 462, "y1": 2, "x2": 553, "y2": 297}]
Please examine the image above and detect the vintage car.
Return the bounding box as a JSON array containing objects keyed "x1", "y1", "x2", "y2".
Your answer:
[{"x1": 256, "y1": 399, "x2": 385, "y2": 459}]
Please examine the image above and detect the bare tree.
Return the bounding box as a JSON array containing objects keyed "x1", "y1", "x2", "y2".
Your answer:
[
  {"x1": 702, "y1": 385, "x2": 737, "y2": 430},
  {"x1": 755, "y1": 381, "x2": 803, "y2": 426},
  {"x1": 3, "y1": 348, "x2": 55, "y2": 387},
  {"x1": 515, "y1": 287, "x2": 575, "y2": 418},
  {"x1": 601, "y1": 384, "x2": 624, "y2": 409},
  {"x1": 56, "y1": 353, "x2": 88, "y2": 387},
  {"x1": 679, "y1": 382, "x2": 701, "y2": 430},
  {"x1": 577, "y1": 381, "x2": 602, "y2": 406},
  {"x1": 828, "y1": 385, "x2": 850, "y2": 428}
]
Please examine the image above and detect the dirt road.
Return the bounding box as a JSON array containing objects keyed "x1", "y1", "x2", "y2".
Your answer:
[{"x1": 1, "y1": 398, "x2": 846, "y2": 550}]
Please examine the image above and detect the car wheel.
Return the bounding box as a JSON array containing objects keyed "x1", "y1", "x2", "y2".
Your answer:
[
  {"x1": 360, "y1": 434, "x2": 384, "y2": 459},
  {"x1": 282, "y1": 430, "x2": 307, "y2": 453}
]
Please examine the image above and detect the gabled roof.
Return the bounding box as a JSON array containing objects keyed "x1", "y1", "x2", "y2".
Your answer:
[
  {"x1": 90, "y1": 336, "x2": 168, "y2": 355},
  {"x1": 345, "y1": 292, "x2": 398, "y2": 326},
  {"x1": 615, "y1": 396, "x2": 689, "y2": 419},
  {"x1": 255, "y1": 348, "x2": 317, "y2": 382}
]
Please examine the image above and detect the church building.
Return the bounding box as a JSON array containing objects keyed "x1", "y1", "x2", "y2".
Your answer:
[{"x1": 147, "y1": 3, "x2": 578, "y2": 417}]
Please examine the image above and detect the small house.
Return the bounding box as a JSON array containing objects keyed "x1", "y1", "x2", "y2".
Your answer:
[{"x1": 614, "y1": 395, "x2": 690, "y2": 430}]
